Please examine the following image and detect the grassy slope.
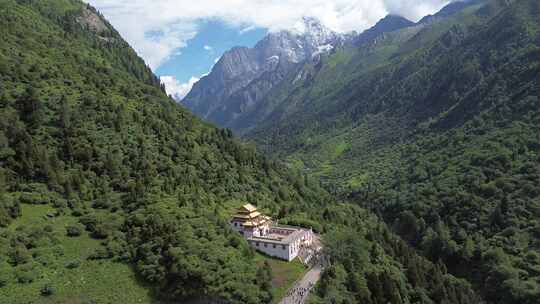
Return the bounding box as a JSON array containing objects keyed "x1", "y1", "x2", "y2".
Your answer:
[
  {"x1": 0, "y1": 204, "x2": 156, "y2": 304},
  {"x1": 254, "y1": 253, "x2": 308, "y2": 303}
]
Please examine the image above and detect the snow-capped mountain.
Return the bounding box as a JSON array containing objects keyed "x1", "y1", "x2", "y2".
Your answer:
[
  {"x1": 181, "y1": 17, "x2": 347, "y2": 127},
  {"x1": 179, "y1": 1, "x2": 484, "y2": 134}
]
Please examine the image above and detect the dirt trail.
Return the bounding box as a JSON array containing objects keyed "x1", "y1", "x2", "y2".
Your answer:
[{"x1": 278, "y1": 264, "x2": 322, "y2": 304}]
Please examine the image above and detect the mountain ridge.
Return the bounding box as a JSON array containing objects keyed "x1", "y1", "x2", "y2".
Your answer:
[
  {"x1": 244, "y1": 0, "x2": 540, "y2": 302},
  {"x1": 183, "y1": 17, "x2": 347, "y2": 128},
  {"x1": 181, "y1": 1, "x2": 484, "y2": 133},
  {"x1": 354, "y1": 14, "x2": 415, "y2": 46}
]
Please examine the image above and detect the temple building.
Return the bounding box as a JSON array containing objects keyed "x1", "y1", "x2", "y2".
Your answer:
[
  {"x1": 231, "y1": 203, "x2": 272, "y2": 237},
  {"x1": 231, "y1": 204, "x2": 314, "y2": 262}
]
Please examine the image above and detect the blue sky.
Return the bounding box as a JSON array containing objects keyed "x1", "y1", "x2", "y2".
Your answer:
[
  {"x1": 155, "y1": 20, "x2": 267, "y2": 84},
  {"x1": 86, "y1": 0, "x2": 453, "y2": 99}
]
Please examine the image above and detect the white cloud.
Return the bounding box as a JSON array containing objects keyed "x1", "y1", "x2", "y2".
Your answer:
[
  {"x1": 239, "y1": 25, "x2": 257, "y2": 34},
  {"x1": 160, "y1": 75, "x2": 200, "y2": 101},
  {"x1": 86, "y1": 0, "x2": 453, "y2": 70},
  {"x1": 203, "y1": 45, "x2": 213, "y2": 51}
]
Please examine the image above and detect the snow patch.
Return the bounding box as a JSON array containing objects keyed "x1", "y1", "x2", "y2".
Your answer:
[
  {"x1": 312, "y1": 44, "x2": 334, "y2": 58},
  {"x1": 293, "y1": 71, "x2": 304, "y2": 84}
]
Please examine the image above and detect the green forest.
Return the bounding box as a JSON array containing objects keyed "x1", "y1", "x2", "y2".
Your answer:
[
  {"x1": 1, "y1": 0, "x2": 540, "y2": 303},
  {"x1": 245, "y1": 0, "x2": 540, "y2": 303},
  {"x1": 0, "y1": 0, "x2": 326, "y2": 302},
  {"x1": 0, "y1": 0, "x2": 492, "y2": 303}
]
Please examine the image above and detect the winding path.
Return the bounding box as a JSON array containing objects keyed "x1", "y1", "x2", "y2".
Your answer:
[{"x1": 278, "y1": 264, "x2": 323, "y2": 304}]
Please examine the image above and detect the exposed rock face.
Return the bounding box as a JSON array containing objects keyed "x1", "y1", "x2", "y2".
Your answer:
[
  {"x1": 181, "y1": 2, "x2": 486, "y2": 134},
  {"x1": 76, "y1": 7, "x2": 108, "y2": 33},
  {"x1": 182, "y1": 17, "x2": 348, "y2": 129}
]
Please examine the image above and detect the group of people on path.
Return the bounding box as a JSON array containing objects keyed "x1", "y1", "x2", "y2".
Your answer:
[
  {"x1": 283, "y1": 281, "x2": 315, "y2": 304},
  {"x1": 280, "y1": 235, "x2": 326, "y2": 304}
]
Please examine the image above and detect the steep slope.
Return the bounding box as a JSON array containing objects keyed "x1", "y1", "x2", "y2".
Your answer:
[
  {"x1": 245, "y1": 0, "x2": 540, "y2": 302},
  {"x1": 247, "y1": 0, "x2": 492, "y2": 185},
  {"x1": 418, "y1": 0, "x2": 485, "y2": 24},
  {"x1": 0, "y1": 1, "x2": 484, "y2": 304},
  {"x1": 182, "y1": 17, "x2": 349, "y2": 131},
  {"x1": 354, "y1": 14, "x2": 415, "y2": 46},
  {"x1": 182, "y1": 2, "x2": 485, "y2": 135},
  {"x1": 0, "y1": 1, "x2": 327, "y2": 303}
]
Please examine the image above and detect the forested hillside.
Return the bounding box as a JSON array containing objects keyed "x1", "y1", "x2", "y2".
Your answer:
[
  {"x1": 0, "y1": 0, "x2": 327, "y2": 302},
  {"x1": 242, "y1": 0, "x2": 540, "y2": 303},
  {"x1": 0, "y1": 1, "x2": 484, "y2": 303}
]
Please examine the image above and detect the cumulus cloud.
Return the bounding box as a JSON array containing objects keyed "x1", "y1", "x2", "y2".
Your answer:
[
  {"x1": 86, "y1": 0, "x2": 453, "y2": 70},
  {"x1": 160, "y1": 75, "x2": 200, "y2": 101}
]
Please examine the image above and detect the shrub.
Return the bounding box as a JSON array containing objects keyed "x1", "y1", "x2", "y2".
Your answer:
[
  {"x1": 40, "y1": 284, "x2": 56, "y2": 296},
  {"x1": 33, "y1": 249, "x2": 55, "y2": 266},
  {"x1": 0, "y1": 195, "x2": 21, "y2": 227},
  {"x1": 92, "y1": 199, "x2": 111, "y2": 209},
  {"x1": 10, "y1": 245, "x2": 32, "y2": 265},
  {"x1": 52, "y1": 198, "x2": 68, "y2": 209},
  {"x1": 19, "y1": 193, "x2": 48, "y2": 205},
  {"x1": 65, "y1": 259, "x2": 81, "y2": 269},
  {"x1": 71, "y1": 208, "x2": 84, "y2": 217},
  {"x1": 88, "y1": 247, "x2": 111, "y2": 260},
  {"x1": 15, "y1": 264, "x2": 37, "y2": 284},
  {"x1": 66, "y1": 224, "x2": 82, "y2": 237},
  {"x1": 79, "y1": 214, "x2": 98, "y2": 232},
  {"x1": 91, "y1": 223, "x2": 110, "y2": 239},
  {"x1": 0, "y1": 262, "x2": 12, "y2": 287}
]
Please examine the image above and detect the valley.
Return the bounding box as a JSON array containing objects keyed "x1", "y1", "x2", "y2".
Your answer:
[
  {"x1": 182, "y1": 0, "x2": 540, "y2": 303},
  {"x1": 0, "y1": 0, "x2": 538, "y2": 303}
]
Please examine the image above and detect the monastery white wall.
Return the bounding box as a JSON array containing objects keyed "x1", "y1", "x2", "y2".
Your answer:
[
  {"x1": 249, "y1": 240, "x2": 291, "y2": 261},
  {"x1": 233, "y1": 219, "x2": 315, "y2": 261},
  {"x1": 230, "y1": 220, "x2": 271, "y2": 238},
  {"x1": 248, "y1": 229, "x2": 313, "y2": 261}
]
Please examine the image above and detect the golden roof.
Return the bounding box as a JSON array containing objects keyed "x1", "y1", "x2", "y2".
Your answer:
[
  {"x1": 233, "y1": 211, "x2": 261, "y2": 220},
  {"x1": 231, "y1": 204, "x2": 273, "y2": 228},
  {"x1": 240, "y1": 203, "x2": 257, "y2": 213},
  {"x1": 240, "y1": 217, "x2": 270, "y2": 228},
  {"x1": 244, "y1": 203, "x2": 257, "y2": 212}
]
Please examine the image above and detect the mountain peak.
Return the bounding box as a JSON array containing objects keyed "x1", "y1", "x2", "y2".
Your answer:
[
  {"x1": 300, "y1": 16, "x2": 326, "y2": 32},
  {"x1": 184, "y1": 16, "x2": 345, "y2": 125},
  {"x1": 291, "y1": 16, "x2": 334, "y2": 38},
  {"x1": 418, "y1": 0, "x2": 481, "y2": 24},
  {"x1": 376, "y1": 14, "x2": 415, "y2": 29},
  {"x1": 253, "y1": 16, "x2": 342, "y2": 63},
  {"x1": 354, "y1": 14, "x2": 415, "y2": 46}
]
